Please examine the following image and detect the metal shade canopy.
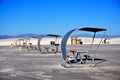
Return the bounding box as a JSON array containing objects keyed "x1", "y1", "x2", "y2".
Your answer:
[
  {"x1": 79, "y1": 27, "x2": 107, "y2": 45},
  {"x1": 79, "y1": 27, "x2": 106, "y2": 32},
  {"x1": 47, "y1": 34, "x2": 61, "y2": 44},
  {"x1": 47, "y1": 34, "x2": 61, "y2": 37}
]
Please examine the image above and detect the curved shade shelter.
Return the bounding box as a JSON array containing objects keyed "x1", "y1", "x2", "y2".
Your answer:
[
  {"x1": 15, "y1": 39, "x2": 24, "y2": 46},
  {"x1": 47, "y1": 34, "x2": 61, "y2": 53},
  {"x1": 23, "y1": 38, "x2": 31, "y2": 48},
  {"x1": 61, "y1": 27, "x2": 107, "y2": 61},
  {"x1": 37, "y1": 34, "x2": 61, "y2": 52}
]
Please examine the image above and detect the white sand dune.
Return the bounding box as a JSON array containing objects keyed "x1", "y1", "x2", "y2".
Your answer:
[{"x1": 0, "y1": 37, "x2": 120, "y2": 46}]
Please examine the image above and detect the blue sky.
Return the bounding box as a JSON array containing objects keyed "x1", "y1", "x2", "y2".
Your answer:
[{"x1": 0, "y1": 0, "x2": 120, "y2": 36}]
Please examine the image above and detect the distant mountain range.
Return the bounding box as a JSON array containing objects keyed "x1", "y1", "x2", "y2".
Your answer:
[
  {"x1": 0, "y1": 33, "x2": 120, "y2": 39},
  {"x1": 0, "y1": 33, "x2": 42, "y2": 39}
]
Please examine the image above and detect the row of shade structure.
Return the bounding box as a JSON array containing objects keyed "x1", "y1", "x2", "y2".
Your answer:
[
  {"x1": 11, "y1": 27, "x2": 107, "y2": 67},
  {"x1": 11, "y1": 34, "x2": 62, "y2": 53}
]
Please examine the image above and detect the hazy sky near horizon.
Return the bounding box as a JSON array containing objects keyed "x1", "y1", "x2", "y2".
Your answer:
[{"x1": 0, "y1": 0, "x2": 120, "y2": 36}]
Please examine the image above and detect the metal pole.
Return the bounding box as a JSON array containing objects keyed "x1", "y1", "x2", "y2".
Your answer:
[{"x1": 89, "y1": 32, "x2": 96, "y2": 66}]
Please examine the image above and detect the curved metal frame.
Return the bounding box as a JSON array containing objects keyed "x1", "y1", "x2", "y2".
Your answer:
[
  {"x1": 61, "y1": 28, "x2": 77, "y2": 60},
  {"x1": 37, "y1": 35, "x2": 45, "y2": 52}
]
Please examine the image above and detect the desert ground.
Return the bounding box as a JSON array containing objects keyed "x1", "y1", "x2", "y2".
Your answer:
[
  {"x1": 0, "y1": 38, "x2": 120, "y2": 80},
  {"x1": 0, "y1": 45, "x2": 120, "y2": 80}
]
